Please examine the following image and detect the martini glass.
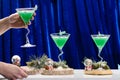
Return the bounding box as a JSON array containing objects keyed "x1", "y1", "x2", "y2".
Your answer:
[
  {"x1": 91, "y1": 32, "x2": 110, "y2": 69},
  {"x1": 50, "y1": 31, "x2": 70, "y2": 62},
  {"x1": 16, "y1": 5, "x2": 37, "y2": 48}
]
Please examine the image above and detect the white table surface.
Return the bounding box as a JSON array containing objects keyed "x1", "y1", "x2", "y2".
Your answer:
[{"x1": 0, "y1": 69, "x2": 120, "y2": 80}]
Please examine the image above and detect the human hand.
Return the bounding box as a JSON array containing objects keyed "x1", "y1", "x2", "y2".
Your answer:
[
  {"x1": 0, "y1": 62, "x2": 28, "y2": 80},
  {"x1": 8, "y1": 12, "x2": 36, "y2": 28}
]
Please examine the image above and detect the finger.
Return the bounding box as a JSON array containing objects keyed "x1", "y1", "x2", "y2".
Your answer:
[
  {"x1": 33, "y1": 12, "x2": 36, "y2": 16},
  {"x1": 25, "y1": 25, "x2": 28, "y2": 28},
  {"x1": 20, "y1": 67, "x2": 27, "y2": 73},
  {"x1": 31, "y1": 16, "x2": 34, "y2": 20},
  {"x1": 28, "y1": 21, "x2": 31, "y2": 25},
  {"x1": 11, "y1": 77, "x2": 17, "y2": 80},
  {"x1": 15, "y1": 75, "x2": 22, "y2": 79},
  {"x1": 20, "y1": 70, "x2": 28, "y2": 78},
  {"x1": 2, "y1": 73, "x2": 16, "y2": 80},
  {"x1": 22, "y1": 72, "x2": 28, "y2": 78},
  {"x1": 21, "y1": 25, "x2": 27, "y2": 28},
  {"x1": 11, "y1": 75, "x2": 17, "y2": 80}
]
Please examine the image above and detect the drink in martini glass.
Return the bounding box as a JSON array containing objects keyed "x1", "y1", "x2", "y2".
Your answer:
[
  {"x1": 91, "y1": 32, "x2": 110, "y2": 69},
  {"x1": 16, "y1": 5, "x2": 37, "y2": 48},
  {"x1": 50, "y1": 31, "x2": 70, "y2": 62}
]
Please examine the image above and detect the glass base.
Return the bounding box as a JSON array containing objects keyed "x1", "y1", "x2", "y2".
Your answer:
[{"x1": 21, "y1": 43, "x2": 36, "y2": 48}]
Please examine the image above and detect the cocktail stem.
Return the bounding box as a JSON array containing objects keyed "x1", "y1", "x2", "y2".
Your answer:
[
  {"x1": 26, "y1": 27, "x2": 30, "y2": 44},
  {"x1": 98, "y1": 48, "x2": 103, "y2": 69},
  {"x1": 58, "y1": 49, "x2": 63, "y2": 62},
  {"x1": 98, "y1": 48, "x2": 103, "y2": 62}
]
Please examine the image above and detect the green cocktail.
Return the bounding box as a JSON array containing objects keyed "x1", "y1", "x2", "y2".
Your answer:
[
  {"x1": 16, "y1": 5, "x2": 37, "y2": 48},
  {"x1": 17, "y1": 10, "x2": 34, "y2": 24},
  {"x1": 92, "y1": 36, "x2": 109, "y2": 50},
  {"x1": 91, "y1": 32, "x2": 110, "y2": 62},
  {"x1": 50, "y1": 31, "x2": 70, "y2": 62},
  {"x1": 52, "y1": 36, "x2": 69, "y2": 50}
]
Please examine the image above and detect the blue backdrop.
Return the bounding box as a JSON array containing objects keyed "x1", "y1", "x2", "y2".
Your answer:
[{"x1": 0, "y1": 0, "x2": 120, "y2": 69}]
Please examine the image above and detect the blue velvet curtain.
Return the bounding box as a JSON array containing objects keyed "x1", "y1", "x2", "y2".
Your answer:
[{"x1": 0, "y1": 0, "x2": 120, "y2": 69}]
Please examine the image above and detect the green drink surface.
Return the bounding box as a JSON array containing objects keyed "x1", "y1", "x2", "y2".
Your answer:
[
  {"x1": 92, "y1": 37, "x2": 109, "y2": 49},
  {"x1": 52, "y1": 36, "x2": 69, "y2": 49},
  {"x1": 18, "y1": 10, "x2": 34, "y2": 24}
]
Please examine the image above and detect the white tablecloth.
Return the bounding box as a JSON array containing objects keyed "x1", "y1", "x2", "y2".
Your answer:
[{"x1": 0, "y1": 69, "x2": 120, "y2": 80}]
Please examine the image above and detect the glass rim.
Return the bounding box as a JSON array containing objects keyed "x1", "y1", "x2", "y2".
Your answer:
[
  {"x1": 16, "y1": 8, "x2": 35, "y2": 11},
  {"x1": 50, "y1": 33, "x2": 70, "y2": 36},
  {"x1": 91, "y1": 34, "x2": 110, "y2": 37}
]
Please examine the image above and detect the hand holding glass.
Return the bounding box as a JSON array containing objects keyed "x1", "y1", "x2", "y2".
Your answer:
[{"x1": 16, "y1": 5, "x2": 37, "y2": 48}]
